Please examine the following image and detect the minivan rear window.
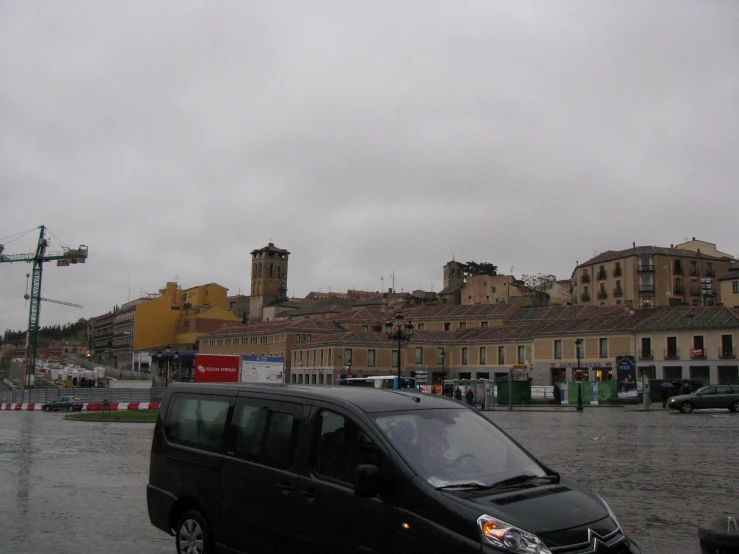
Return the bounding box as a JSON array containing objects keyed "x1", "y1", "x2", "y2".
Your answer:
[{"x1": 164, "y1": 394, "x2": 232, "y2": 452}]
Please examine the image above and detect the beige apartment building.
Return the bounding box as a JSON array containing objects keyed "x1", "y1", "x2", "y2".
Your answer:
[
  {"x1": 572, "y1": 244, "x2": 734, "y2": 309},
  {"x1": 719, "y1": 268, "x2": 739, "y2": 308}
]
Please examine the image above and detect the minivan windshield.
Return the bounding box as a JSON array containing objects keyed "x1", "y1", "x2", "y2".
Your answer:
[{"x1": 374, "y1": 408, "x2": 547, "y2": 488}]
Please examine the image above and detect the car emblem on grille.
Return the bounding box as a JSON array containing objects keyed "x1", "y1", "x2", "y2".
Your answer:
[{"x1": 587, "y1": 528, "x2": 614, "y2": 552}]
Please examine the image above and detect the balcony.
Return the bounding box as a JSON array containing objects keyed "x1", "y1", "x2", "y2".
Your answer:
[
  {"x1": 673, "y1": 285, "x2": 685, "y2": 295},
  {"x1": 597, "y1": 270, "x2": 608, "y2": 281},
  {"x1": 673, "y1": 267, "x2": 684, "y2": 275},
  {"x1": 719, "y1": 347, "x2": 736, "y2": 359},
  {"x1": 690, "y1": 348, "x2": 706, "y2": 359},
  {"x1": 639, "y1": 284, "x2": 655, "y2": 293},
  {"x1": 597, "y1": 290, "x2": 608, "y2": 300},
  {"x1": 639, "y1": 349, "x2": 653, "y2": 360},
  {"x1": 690, "y1": 269, "x2": 700, "y2": 276},
  {"x1": 613, "y1": 268, "x2": 623, "y2": 277},
  {"x1": 665, "y1": 349, "x2": 680, "y2": 360},
  {"x1": 638, "y1": 265, "x2": 654, "y2": 272},
  {"x1": 705, "y1": 269, "x2": 716, "y2": 278},
  {"x1": 613, "y1": 288, "x2": 624, "y2": 297},
  {"x1": 580, "y1": 293, "x2": 591, "y2": 302},
  {"x1": 580, "y1": 274, "x2": 590, "y2": 284}
]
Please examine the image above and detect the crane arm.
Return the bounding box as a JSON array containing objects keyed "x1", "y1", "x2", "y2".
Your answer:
[
  {"x1": 24, "y1": 294, "x2": 83, "y2": 308},
  {"x1": 0, "y1": 248, "x2": 88, "y2": 264}
]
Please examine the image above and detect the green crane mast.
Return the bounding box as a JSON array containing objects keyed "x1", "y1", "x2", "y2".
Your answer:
[{"x1": 0, "y1": 225, "x2": 88, "y2": 386}]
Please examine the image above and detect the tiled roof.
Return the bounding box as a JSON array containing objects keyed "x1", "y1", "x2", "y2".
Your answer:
[
  {"x1": 718, "y1": 270, "x2": 739, "y2": 281},
  {"x1": 402, "y1": 304, "x2": 517, "y2": 320},
  {"x1": 323, "y1": 308, "x2": 388, "y2": 324},
  {"x1": 353, "y1": 297, "x2": 387, "y2": 307},
  {"x1": 296, "y1": 330, "x2": 458, "y2": 348},
  {"x1": 578, "y1": 246, "x2": 724, "y2": 268},
  {"x1": 507, "y1": 305, "x2": 630, "y2": 323},
  {"x1": 634, "y1": 306, "x2": 739, "y2": 331},
  {"x1": 203, "y1": 319, "x2": 343, "y2": 338}
]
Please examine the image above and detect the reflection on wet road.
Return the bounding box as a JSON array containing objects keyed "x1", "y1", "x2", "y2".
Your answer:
[
  {"x1": 0, "y1": 407, "x2": 735, "y2": 553},
  {"x1": 0, "y1": 413, "x2": 171, "y2": 554}
]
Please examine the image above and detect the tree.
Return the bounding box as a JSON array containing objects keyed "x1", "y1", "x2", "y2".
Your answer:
[
  {"x1": 519, "y1": 273, "x2": 557, "y2": 307},
  {"x1": 462, "y1": 261, "x2": 498, "y2": 276}
]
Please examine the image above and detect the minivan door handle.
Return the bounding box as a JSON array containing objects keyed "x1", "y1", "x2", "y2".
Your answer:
[
  {"x1": 300, "y1": 488, "x2": 316, "y2": 503},
  {"x1": 277, "y1": 483, "x2": 295, "y2": 496}
]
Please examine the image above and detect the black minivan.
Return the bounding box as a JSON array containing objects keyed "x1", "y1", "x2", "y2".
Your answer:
[{"x1": 147, "y1": 383, "x2": 640, "y2": 554}]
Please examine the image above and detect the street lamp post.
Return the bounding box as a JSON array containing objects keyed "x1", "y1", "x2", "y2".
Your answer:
[
  {"x1": 575, "y1": 338, "x2": 584, "y2": 411},
  {"x1": 385, "y1": 313, "x2": 414, "y2": 380},
  {"x1": 440, "y1": 348, "x2": 446, "y2": 394},
  {"x1": 173, "y1": 349, "x2": 179, "y2": 382},
  {"x1": 165, "y1": 344, "x2": 171, "y2": 385}
]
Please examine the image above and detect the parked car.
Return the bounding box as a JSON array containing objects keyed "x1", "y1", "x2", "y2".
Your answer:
[
  {"x1": 148, "y1": 383, "x2": 640, "y2": 554},
  {"x1": 667, "y1": 385, "x2": 739, "y2": 413},
  {"x1": 42, "y1": 396, "x2": 83, "y2": 412}
]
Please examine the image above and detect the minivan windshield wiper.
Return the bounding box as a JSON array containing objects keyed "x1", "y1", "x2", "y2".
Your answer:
[
  {"x1": 435, "y1": 482, "x2": 493, "y2": 491},
  {"x1": 492, "y1": 473, "x2": 560, "y2": 488}
]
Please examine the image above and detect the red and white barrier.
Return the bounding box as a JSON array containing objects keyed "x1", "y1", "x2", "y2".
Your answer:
[{"x1": 0, "y1": 402, "x2": 161, "y2": 411}]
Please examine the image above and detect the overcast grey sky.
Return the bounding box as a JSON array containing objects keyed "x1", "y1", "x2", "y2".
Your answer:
[{"x1": 2, "y1": 1, "x2": 738, "y2": 335}]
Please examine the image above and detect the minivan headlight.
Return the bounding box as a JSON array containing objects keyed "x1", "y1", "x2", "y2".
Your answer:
[{"x1": 477, "y1": 514, "x2": 552, "y2": 554}]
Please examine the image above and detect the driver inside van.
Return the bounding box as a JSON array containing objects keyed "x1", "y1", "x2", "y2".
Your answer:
[{"x1": 385, "y1": 418, "x2": 455, "y2": 480}]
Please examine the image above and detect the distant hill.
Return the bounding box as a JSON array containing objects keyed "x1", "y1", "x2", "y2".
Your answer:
[{"x1": 2, "y1": 318, "x2": 88, "y2": 349}]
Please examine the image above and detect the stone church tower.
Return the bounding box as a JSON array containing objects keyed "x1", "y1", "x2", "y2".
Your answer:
[
  {"x1": 443, "y1": 260, "x2": 465, "y2": 290},
  {"x1": 249, "y1": 243, "x2": 290, "y2": 322}
]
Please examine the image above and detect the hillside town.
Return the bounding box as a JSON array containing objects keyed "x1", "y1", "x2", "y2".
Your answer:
[{"x1": 71, "y1": 238, "x2": 739, "y2": 395}]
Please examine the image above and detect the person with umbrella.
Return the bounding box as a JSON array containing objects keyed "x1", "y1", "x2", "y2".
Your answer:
[{"x1": 660, "y1": 381, "x2": 676, "y2": 408}]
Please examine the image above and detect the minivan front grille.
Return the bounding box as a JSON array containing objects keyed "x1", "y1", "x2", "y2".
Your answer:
[
  {"x1": 544, "y1": 517, "x2": 627, "y2": 553},
  {"x1": 491, "y1": 485, "x2": 571, "y2": 506}
]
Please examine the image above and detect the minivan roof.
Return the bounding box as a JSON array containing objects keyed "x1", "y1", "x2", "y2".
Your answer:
[{"x1": 164, "y1": 382, "x2": 460, "y2": 413}]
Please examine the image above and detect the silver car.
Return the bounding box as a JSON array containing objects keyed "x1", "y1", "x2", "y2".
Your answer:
[{"x1": 667, "y1": 385, "x2": 739, "y2": 413}]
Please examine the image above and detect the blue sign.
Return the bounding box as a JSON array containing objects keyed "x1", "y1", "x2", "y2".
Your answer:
[{"x1": 616, "y1": 356, "x2": 635, "y2": 372}]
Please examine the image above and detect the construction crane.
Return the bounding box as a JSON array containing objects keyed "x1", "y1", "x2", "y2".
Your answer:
[
  {"x1": 24, "y1": 294, "x2": 84, "y2": 309},
  {"x1": 0, "y1": 225, "x2": 88, "y2": 387}
]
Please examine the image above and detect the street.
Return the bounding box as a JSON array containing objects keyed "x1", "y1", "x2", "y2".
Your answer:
[{"x1": 0, "y1": 407, "x2": 736, "y2": 553}]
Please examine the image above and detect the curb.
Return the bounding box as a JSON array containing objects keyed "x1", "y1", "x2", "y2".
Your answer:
[{"x1": 0, "y1": 402, "x2": 161, "y2": 411}]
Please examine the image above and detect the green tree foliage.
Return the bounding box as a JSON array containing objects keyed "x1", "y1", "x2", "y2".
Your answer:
[
  {"x1": 3, "y1": 318, "x2": 87, "y2": 347},
  {"x1": 519, "y1": 273, "x2": 557, "y2": 307},
  {"x1": 462, "y1": 261, "x2": 498, "y2": 276}
]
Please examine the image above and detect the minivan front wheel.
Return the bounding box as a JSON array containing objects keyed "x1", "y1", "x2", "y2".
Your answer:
[{"x1": 176, "y1": 510, "x2": 212, "y2": 554}]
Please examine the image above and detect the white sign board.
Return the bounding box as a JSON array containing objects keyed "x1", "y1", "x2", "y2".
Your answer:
[{"x1": 241, "y1": 355, "x2": 284, "y2": 384}]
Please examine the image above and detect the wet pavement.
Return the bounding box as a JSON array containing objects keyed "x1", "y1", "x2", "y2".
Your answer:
[{"x1": 0, "y1": 406, "x2": 736, "y2": 554}]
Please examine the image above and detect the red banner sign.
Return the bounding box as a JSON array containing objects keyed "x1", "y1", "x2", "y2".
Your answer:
[{"x1": 194, "y1": 354, "x2": 240, "y2": 383}]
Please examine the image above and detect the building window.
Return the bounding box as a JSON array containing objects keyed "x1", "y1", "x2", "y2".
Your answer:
[
  {"x1": 362, "y1": 325, "x2": 369, "y2": 332},
  {"x1": 392, "y1": 350, "x2": 399, "y2": 368},
  {"x1": 417, "y1": 323, "x2": 425, "y2": 331},
  {"x1": 690, "y1": 261, "x2": 698, "y2": 276},
  {"x1": 481, "y1": 321, "x2": 488, "y2": 328},
  {"x1": 641, "y1": 337, "x2": 652, "y2": 359},
  {"x1": 479, "y1": 347, "x2": 487, "y2": 364},
  {"x1": 554, "y1": 340, "x2": 562, "y2": 360},
  {"x1": 459, "y1": 322, "x2": 467, "y2": 329},
  {"x1": 733, "y1": 281, "x2": 739, "y2": 294},
  {"x1": 368, "y1": 350, "x2": 376, "y2": 367},
  {"x1": 599, "y1": 338, "x2": 608, "y2": 358},
  {"x1": 320, "y1": 350, "x2": 324, "y2": 366},
  {"x1": 415, "y1": 347, "x2": 423, "y2": 365},
  {"x1": 461, "y1": 348, "x2": 468, "y2": 365},
  {"x1": 666, "y1": 336, "x2": 678, "y2": 358},
  {"x1": 517, "y1": 346, "x2": 525, "y2": 364},
  {"x1": 444, "y1": 322, "x2": 451, "y2": 331},
  {"x1": 498, "y1": 346, "x2": 505, "y2": 365},
  {"x1": 344, "y1": 349, "x2": 353, "y2": 366}
]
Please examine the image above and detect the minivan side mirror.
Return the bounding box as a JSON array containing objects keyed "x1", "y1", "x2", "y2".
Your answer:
[{"x1": 354, "y1": 464, "x2": 381, "y2": 498}]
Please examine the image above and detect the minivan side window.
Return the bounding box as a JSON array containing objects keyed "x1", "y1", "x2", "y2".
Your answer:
[
  {"x1": 313, "y1": 410, "x2": 382, "y2": 484},
  {"x1": 164, "y1": 394, "x2": 233, "y2": 452},
  {"x1": 232, "y1": 399, "x2": 301, "y2": 470}
]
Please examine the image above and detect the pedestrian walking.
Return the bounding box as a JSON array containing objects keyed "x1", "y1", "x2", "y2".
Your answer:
[
  {"x1": 465, "y1": 388, "x2": 474, "y2": 406},
  {"x1": 660, "y1": 386, "x2": 669, "y2": 409},
  {"x1": 454, "y1": 387, "x2": 462, "y2": 401}
]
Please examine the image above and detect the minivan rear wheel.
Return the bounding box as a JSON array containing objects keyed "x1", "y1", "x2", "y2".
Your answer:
[{"x1": 176, "y1": 509, "x2": 212, "y2": 554}]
